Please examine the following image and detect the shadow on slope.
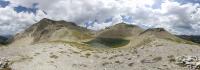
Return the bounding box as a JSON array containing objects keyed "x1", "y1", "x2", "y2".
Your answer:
[{"x1": 0, "y1": 35, "x2": 13, "y2": 45}]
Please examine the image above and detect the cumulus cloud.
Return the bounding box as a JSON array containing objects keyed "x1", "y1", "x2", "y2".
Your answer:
[
  {"x1": 0, "y1": 0, "x2": 200, "y2": 35},
  {"x1": 0, "y1": 6, "x2": 46, "y2": 35}
]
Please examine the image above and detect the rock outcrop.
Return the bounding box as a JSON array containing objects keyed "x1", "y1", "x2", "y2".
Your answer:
[
  {"x1": 176, "y1": 56, "x2": 200, "y2": 69},
  {"x1": 0, "y1": 57, "x2": 10, "y2": 70}
]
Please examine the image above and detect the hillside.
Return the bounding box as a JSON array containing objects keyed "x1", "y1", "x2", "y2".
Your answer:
[
  {"x1": 139, "y1": 28, "x2": 196, "y2": 45},
  {"x1": 10, "y1": 19, "x2": 194, "y2": 48},
  {"x1": 177, "y1": 35, "x2": 200, "y2": 44},
  {"x1": 0, "y1": 18, "x2": 199, "y2": 70},
  {"x1": 10, "y1": 18, "x2": 94, "y2": 47},
  {"x1": 0, "y1": 36, "x2": 8, "y2": 45},
  {"x1": 97, "y1": 23, "x2": 144, "y2": 38},
  {"x1": 86, "y1": 23, "x2": 145, "y2": 48},
  {"x1": 86, "y1": 24, "x2": 194, "y2": 48},
  {"x1": 0, "y1": 35, "x2": 13, "y2": 45}
]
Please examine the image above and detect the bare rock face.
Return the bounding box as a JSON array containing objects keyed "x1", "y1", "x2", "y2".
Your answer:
[
  {"x1": 0, "y1": 57, "x2": 10, "y2": 70},
  {"x1": 175, "y1": 56, "x2": 200, "y2": 69}
]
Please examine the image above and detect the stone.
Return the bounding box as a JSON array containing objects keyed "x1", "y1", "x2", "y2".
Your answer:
[
  {"x1": 0, "y1": 57, "x2": 9, "y2": 69},
  {"x1": 175, "y1": 56, "x2": 200, "y2": 69}
]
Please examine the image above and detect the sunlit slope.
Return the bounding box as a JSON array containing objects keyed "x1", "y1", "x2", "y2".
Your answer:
[
  {"x1": 86, "y1": 24, "x2": 196, "y2": 48},
  {"x1": 11, "y1": 18, "x2": 94, "y2": 47}
]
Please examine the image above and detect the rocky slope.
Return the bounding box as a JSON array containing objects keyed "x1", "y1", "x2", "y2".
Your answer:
[
  {"x1": 0, "y1": 18, "x2": 199, "y2": 70},
  {"x1": 10, "y1": 18, "x2": 94, "y2": 47}
]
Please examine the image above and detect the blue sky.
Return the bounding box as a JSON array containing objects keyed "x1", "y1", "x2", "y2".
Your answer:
[
  {"x1": 1, "y1": 0, "x2": 199, "y2": 14},
  {"x1": 0, "y1": 0, "x2": 200, "y2": 35},
  {"x1": 14, "y1": 3, "x2": 38, "y2": 14},
  {"x1": 0, "y1": 0, "x2": 9, "y2": 8},
  {"x1": 0, "y1": 0, "x2": 38, "y2": 14},
  {"x1": 177, "y1": 0, "x2": 200, "y2": 4}
]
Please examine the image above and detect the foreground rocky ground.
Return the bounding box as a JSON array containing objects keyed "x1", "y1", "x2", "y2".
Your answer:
[{"x1": 0, "y1": 39, "x2": 199, "y2": 70}]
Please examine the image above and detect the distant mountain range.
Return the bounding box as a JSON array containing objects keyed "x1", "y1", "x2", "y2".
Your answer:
[
  {"x1": 177, "y1": 35, "x2": 200, "y2": 44},
  {"x1": 0, "y1": 35, "x2": 12, "y2": 45},
  {"x1": 0, "y1": 36, "x2": 7, "y2": 43}
]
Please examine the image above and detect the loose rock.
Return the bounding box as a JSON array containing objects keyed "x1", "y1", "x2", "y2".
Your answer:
[
  {"x1": 0, "y1": 57, "x2": 9, "y2": 70},
  {"x1": 175, "y1": 56, "x2": 200, "y2": 70}
]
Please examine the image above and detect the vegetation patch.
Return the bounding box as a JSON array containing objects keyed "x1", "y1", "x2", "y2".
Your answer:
[
  {"x1": 85, "y1": 53, "x2": 91, "y2": 58},
  {"x1": 85, "y1": 38, "x2": 130, "y2": 48},
  {"x1": 165, "y1": 37, "x2": 196, "y2": 45},
  {"x1": 72, "y1": 30, "x2": 92, "y2": 40},
  {"x1": 125, "y1": 24, "x2": 137, "y2": 28}
]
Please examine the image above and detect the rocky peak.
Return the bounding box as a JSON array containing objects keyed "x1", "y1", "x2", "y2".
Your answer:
[
  {"x1": 147, "y1": 28, "x2": 166, "y2": 32},
  {"x1": 140, "y1": 28, "x2": 168, "y2": 35},
  {"x1": 111, "y1": 23, "x2": 140, "y2": 28},
  {"x1": 36, "y1": 18, "x2": 77, "y2": 28},
  {"x1": 13, "y1": 18, "x2": 93, "y2": 45},
  {"x1": 39, "y1": 18, "x2": 54, "y2": 22}
]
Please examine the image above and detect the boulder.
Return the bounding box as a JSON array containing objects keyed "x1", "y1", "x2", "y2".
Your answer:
[
  {"x1": 176, "y1": 56, "x2": 200, "y2": 69},
  {"x1": 0, "y1": 57, "x2": 9, "y2": 70}
]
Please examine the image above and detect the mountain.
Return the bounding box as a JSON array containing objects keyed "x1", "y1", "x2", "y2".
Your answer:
[
  {"x1": 97, "y1": 23, "x2": 144, "y2": 38},
  {"x1": 1, "y1": 18, "x2": 200, "y2": 70},
  {"x1": 11, "y1": 19, "x2": 193, "y2": 48},
  {"x1": 0, "y1": 36, "x2": 8, "y2": 44},
  {"x1": 85, "y1": 23, "x2": 145, "y2": 48},
  {"x1": 11, "y1": 18, "x2": 94, "y2": 47},
  {"x1": 176, "y1": 35, "x2": 200, "y2": 44},
  {"x1": 86, "y1": 23, "x2": 194, "y2": 48},
  {"x1": 0, "y1": 35, "x2": 13, "y2": 45}
]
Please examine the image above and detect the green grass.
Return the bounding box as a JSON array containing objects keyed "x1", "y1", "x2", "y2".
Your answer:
[
  {"x1": 125, "y1": 24, "x2": 136, "y2": 28},
  {"x1": 165, "y1": 37, "x2": 197, "y2": 45},
  {"x1": 72, "y1": 30, "x2": 92, "y2": 40},
  {"x1": 85, "y1": 38, "x2": 130, "y2": 48}
]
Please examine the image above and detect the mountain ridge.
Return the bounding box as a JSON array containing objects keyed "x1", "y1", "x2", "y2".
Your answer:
[
  {"x1": 11, "y1": 18, "x2": 94, "y2": 47},
  {"x1": 177, "y1": 35, "x2": 200, "y2": 44},
  {"x1": 8, "y1": 18, "x2": 197, "y2": 48},
  {"x1": 0, "y1": 18, "x2": 199, "y2": 70}
]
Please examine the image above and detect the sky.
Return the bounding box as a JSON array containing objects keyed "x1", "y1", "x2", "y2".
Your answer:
[{"x1": 0, "y1": 0, "x2": 200, "y2": 35}]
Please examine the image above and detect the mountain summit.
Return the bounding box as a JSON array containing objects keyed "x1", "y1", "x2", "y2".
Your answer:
[
  {"x1": 97, "y1": 23, "x2": 144, "y2": 38},
  {"x1": 11, "y1": 18, "x2": 93, "y2": 47}
]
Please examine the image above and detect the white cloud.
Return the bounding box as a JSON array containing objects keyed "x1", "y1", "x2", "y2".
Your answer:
[
  {"x1": 0, "y1": 6, "x2": 46, "y2": 35},
  {"x1": 0, "y1": 0, "x2": 200, "y2": 35}
]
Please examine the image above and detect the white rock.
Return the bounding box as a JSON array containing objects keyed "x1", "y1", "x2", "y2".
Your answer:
[
  {"x1": 0, "y1": 57, "x2": 9, "y2": 69},
  {"x1": 176, "y1": 56, "x2": 200, "y2": 69}
]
